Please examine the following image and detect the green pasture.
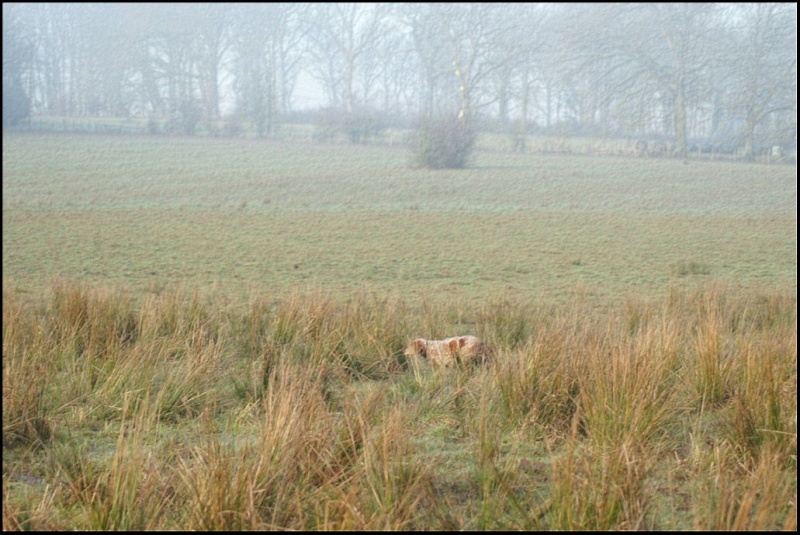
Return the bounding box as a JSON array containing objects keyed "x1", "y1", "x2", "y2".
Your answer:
[
  {"x1": 3, "y1": 132, "x2": 796, "y2": 214},
  {"x1": 3, "y1": 133, "x2": 796, "y2": 304}
]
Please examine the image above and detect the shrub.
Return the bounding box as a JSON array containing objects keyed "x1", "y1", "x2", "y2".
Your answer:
[
  {"x1": 147, "y1": 118, "x2": 160, "y2": 135},
  {"x1": 2, "y1": 78, "x2": 30, "y2": 127},
  {"x1": 222, "y1": 117, "x2": 244, "y2": 138},
  {"x1": 166, "y1": 102, "x2": 202, "y2": 135},
  {"x1": 410, "y1": 115, "x2": 475, "y2": 169}
]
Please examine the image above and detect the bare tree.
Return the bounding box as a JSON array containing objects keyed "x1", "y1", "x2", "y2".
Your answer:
[
  {"x1": 190, "y1": 4, "x2": 232, "y2": 126},
  {"x1": 724, "y1": 3, "x2": 797, "y2": 159},
  {"x1": 306, "y1": 3, "x2": 389, "y2": 113},
  {"x1": 6, "y1": 1, "x2": 794, "y2": 158},
  {"x1": 502, "y1": 4, "x2": 548, "y2": 150},
  {"x1": 558, "y1": 4, "x2": 721, "y2": 156},
  {"x1": 435, "y1": 3, "x2": 517, "y2": 122},
  {"x1": 231, "y1": 4, "x2": 276, "y2": 135},
  {"x1": 3, "y1": 4, "x2": 33, "y2": 126},
  {"x1": 273, "y1": 4, "x2": 309, "y2": 116},
  {"x1": 373, "y1": 15, "x2": 416, "y2": 118},
  {"x1": 402, "y1": 3, "x2": 451, "y2": 118}
]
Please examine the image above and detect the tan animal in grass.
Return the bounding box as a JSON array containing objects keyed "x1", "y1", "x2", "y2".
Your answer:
[{"x1": 403, "y1": 335, "x2": 491, "y2": 367}]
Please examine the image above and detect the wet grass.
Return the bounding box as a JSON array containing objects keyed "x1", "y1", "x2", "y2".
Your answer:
[
  {"x1": 3, "y1": 208, "x2": 795, "y2": 306},
  {"x1": 3, "y1": 134, "x2": 796, "y2": 304},
  {"x1": 3, "y1": 132, "x2": 796, "y2": 215}
]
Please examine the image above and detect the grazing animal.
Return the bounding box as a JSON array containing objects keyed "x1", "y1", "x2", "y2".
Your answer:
[{"x1": 403, "y1": 335, "x2": 491, "y2": 367}]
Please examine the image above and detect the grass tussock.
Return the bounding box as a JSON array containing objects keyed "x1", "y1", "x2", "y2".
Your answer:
[
  {"x1": 3, "y1": 279, "x2": 796, "y2": 530},
  {"x1": 550, "y1": 438, "x2": 651, "y2": 530}
]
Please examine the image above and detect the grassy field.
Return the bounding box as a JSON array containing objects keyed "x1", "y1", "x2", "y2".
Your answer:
[
  {"x1": 3, "y1": 133, "x2": 796, "y2": 303},
  {"x1": 3, "y1": 132, "x2": 797, "y2": 530}
]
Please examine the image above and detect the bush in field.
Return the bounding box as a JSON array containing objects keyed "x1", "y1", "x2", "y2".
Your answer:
[
  {"x1": 181, "y1": 102, "x2": 202, "y2": 136},
  {"x1": 146, "y1": 118, "x2": 160, "y2": 135},
  {"x1": 411, "y1": 115, "x2": 476, "y2": 169},
  {"x1": 222, "y1": 116, "x2": 244, "y2": 137},
  {"x1": 344, "y1": 107, "x2": 384, "y2": 144},
  {"x1": 166, "y1": 102, "x2": 202, "y2": 135},
  {"x1": 2, "y1": 78, "x2": 30, "y2": 127}
]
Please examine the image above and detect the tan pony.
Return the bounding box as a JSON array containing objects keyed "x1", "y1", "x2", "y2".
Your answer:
[{"x1": 403, "y1": 335, "x2": 491, "y2": 367}]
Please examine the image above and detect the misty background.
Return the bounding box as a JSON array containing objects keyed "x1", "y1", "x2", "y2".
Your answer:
[{"x1": 2, "y1": 3, "x2": 796, "y2": 160}]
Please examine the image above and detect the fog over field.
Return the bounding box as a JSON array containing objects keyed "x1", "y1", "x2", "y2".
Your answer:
[{"x1": 3, "y1": 3, "x2": 797, "y2": 159}]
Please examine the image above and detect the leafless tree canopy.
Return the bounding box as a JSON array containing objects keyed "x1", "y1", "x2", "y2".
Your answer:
[{"x1": 3, "y1": 3, "x2": 796, "y2": 156}]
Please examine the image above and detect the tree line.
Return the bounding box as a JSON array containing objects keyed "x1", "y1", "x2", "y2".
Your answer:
[{"x1": 3, "y1": 3, "x2": 796, "y2": 159}]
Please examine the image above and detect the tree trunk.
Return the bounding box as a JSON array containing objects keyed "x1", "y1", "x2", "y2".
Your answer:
[
  {"x1": 514, "y1": 69, "x2": 529, "y2": 153},
  {"x1": 742, "y1": 113, "x2": 756, "y2": 161},
  {"x1": 673, "y1": 78, "x2": 688, "y2": 158}
]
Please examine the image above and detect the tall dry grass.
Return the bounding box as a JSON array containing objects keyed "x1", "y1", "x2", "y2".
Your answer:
[
  {"x1": 3, "y1": 289, "x2": 53, "y2": 447},
  {"x1": 3, "y1": 279, "x2": 796, "y2": 530}
]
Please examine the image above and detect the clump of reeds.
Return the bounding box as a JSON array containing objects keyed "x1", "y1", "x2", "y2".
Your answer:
[
  {"x1": 46, "y1": 392, "x2": 169, "y2": 530},
  {"x1": 3, "y1": 288, "x2": 53, "y2": 447}
]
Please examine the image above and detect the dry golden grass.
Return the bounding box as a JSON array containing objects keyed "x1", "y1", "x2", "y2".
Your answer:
[{"x1": 3, "y1": 280, "x2": 795, "y2": 530}]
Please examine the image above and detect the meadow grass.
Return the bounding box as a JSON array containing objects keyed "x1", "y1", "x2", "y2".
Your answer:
[
  {"x1": 4, "y1": 208, "x2": 795, "y2": 306},
  {"x1": 3, "y1": 133, "x2": 796, "y2": 530},
  {"x1": 3, "y1": 132, "x2": 797, "y2": 214},
  {"x1": 3, "y1": 133, "x2": 795, "y2": 306}
]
